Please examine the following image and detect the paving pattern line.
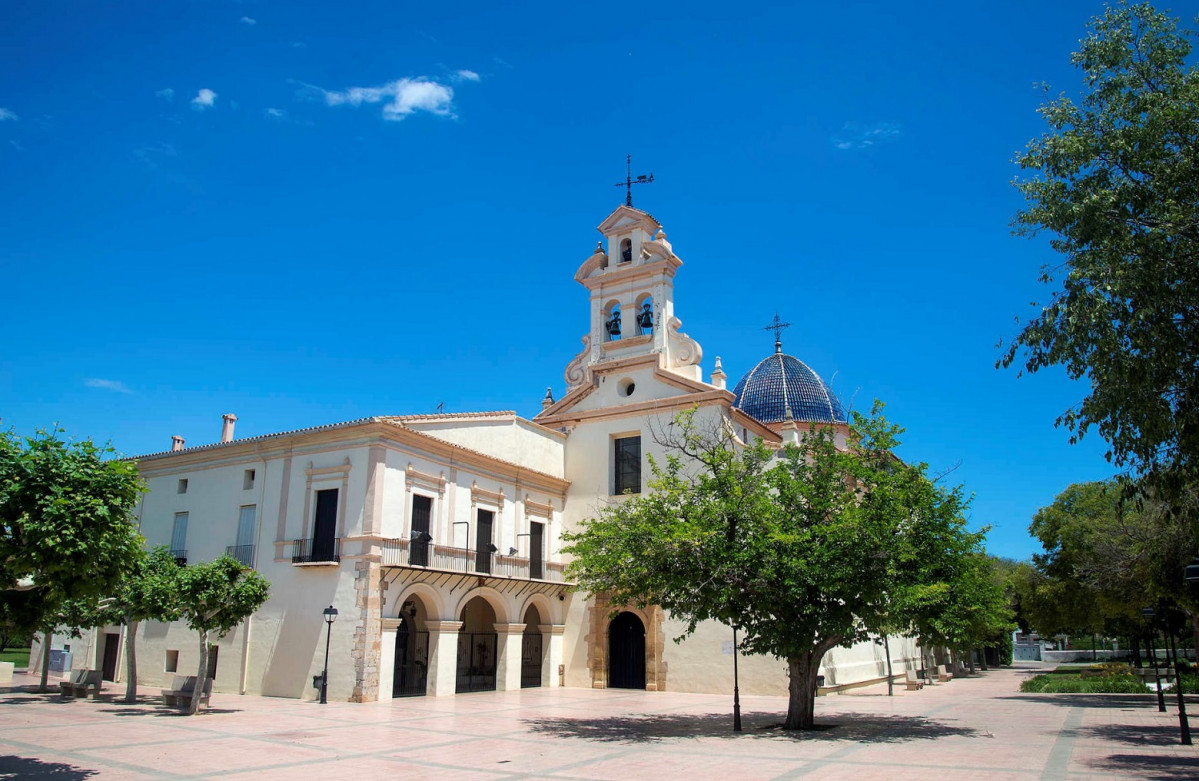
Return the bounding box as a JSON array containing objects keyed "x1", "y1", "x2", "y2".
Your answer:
[{"x1": 1040, "y1": 706, "x2": 1082, "y2": 781}]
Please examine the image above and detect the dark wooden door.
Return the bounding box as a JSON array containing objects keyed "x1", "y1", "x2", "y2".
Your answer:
[
  {"x1": 608, "y1": 612, "x2": 646, "y2": 689},
  {"x1": 101, "y1": 633, "x2": 120, "y2": 681},
  {"x1": 530, "y1": 522, "x2": 544, "y2": 580},
  {"x1": 393, "y1": 617, "x2": 429, "y2": 697},
  {"x1": 312, "y1": 489, "x2": 338, "y2": 561},
  {"x1": 475, "y1": 510, "x2": 493, "y2": 574},
  {"x1": 521, "y1": 632, "x2": 543, "y2": 688},
  {"x1": 410, "y1": 495, "x2": 431, "y2": 567}
]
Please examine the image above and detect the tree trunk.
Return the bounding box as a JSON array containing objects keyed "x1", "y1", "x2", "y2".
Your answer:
[
  {"x1": 1132, "y1": 636, "x2": 1141, "y2": 667},
  {"x1": 1191, "y1": 615, "x2": 1199, "y2": 663},
  {"x1": 124, "y1": 619, "x2": 139, "y2": 703},
  {"x1": 38, "y1": 630, "x2": 52, "y2": 692},
  {"x1": 884, "y1": 636, "x2": 894, "y2": 697},
  {"x1": 979, "y1": 647, "x2": 989, "y2": 671},
  {"x1": 190, "y1": 632, "x2": 209, "y2": 715},
  {"x1": 967, "y1": 649, "x2": 976, "y2": 675},
  {"x1": 784, "y1": 654, "x2": 819, "y2": 730}
]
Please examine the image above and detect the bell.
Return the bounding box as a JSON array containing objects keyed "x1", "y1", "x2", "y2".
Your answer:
[
  {"x1": 636, "y1": 303, "x2": 653, "y2": 330},
  {"x1": 606, "y1": 312, "x2": 622, "y2": 336}
]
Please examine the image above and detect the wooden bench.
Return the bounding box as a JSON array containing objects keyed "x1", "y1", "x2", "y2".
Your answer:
[
  {"x1": 936, "y1": 664, "x2": 953, "y2": 682},
  {"x1": 161, "y1": 675, "x2": 212, "y2": 708},
  {"x1": 59, "y1": 669, "x2": 103, "y2": 698},
  {"x1": 904, "y1": 669, "x2": 924, "y2": 690}
]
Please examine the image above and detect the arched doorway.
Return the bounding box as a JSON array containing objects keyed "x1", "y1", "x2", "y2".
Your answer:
[
  {"x1": 392, "y1": 601, "x2": 429, "y2": 697},
  {"x1": 521, "y1": 605, "x2": 544, "y2": 688},
  {"x1": 608, "y1": 611, "x2": 646, "y2": 689},
  {"x1": 456, "y1": 597, "x2": 498, "y2": 693}
]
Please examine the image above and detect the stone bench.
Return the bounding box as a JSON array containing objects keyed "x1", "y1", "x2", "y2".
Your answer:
[
  {"x1": 161, "y1": 675, "x2": 211, "y2": 708},
  {"x1": 59, "y1": 669, "x2": 103, "y2": 698}
]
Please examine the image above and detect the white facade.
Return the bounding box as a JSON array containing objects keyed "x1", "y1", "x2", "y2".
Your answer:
[{"x1": 68, "y1": 203, "x2": 922, "y2": 703}]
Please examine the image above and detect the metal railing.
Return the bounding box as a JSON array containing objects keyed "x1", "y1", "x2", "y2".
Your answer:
[
  {"x1": 170, "y1": 549, "x2": 188, "y2": 566},
  {"x1": 225, "y1": 544, "x2": 256, "y2": 568},
  {"x1": 290, "y1": 537, "x2": 341, "y2": 564},
  {"x1": 380, "y1": 538, "x2": 564, "y2": 582}
]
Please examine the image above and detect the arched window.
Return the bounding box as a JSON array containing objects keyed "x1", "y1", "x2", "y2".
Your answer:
[
  {"x1": 605, "y1": 303, "x2": 622, "y2": 341},
  {"x1": 620, "y1": 238, "x2": 632, "y2": 263},
  {"x1": 635, "y1": 298, "x2": 653, "y2": 335}
]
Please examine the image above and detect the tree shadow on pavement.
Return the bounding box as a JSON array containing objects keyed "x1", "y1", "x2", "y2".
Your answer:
[
  {"x1": 0, "y1": 755, "x2": 97, "y2": 778},
  {"x1": 1081, "y1": 722, "x2": 1192, "y2": 748},
  {"x1": 525, "y1": 711, "x2": 978, "y2": 744},
  {"x1": 97, "y1": 705, "x2": 241, "y2": 717},
  {"x1": 1091, "y1": 753, "x2": 1199, "y2": 780}
]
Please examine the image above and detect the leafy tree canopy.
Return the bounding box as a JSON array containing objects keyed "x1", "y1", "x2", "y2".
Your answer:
[
  {"x1": 1001, "y1": 2, "x2": 1199, "y2": 500},
  {"x1": 563, "y1": 403, "x2": 988, "y2": 729},
  {"x1": 0, "y1": 429, "x2": 145, "y2": 626}
]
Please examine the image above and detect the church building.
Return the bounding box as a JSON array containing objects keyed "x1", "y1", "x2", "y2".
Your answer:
[{"x1": 57, "y1": 201, "x2": 920, "y2": 702}]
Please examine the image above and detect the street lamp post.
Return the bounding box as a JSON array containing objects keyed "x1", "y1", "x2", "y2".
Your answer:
[
  {"x1": 320, "y1": 605, "x2": 338, "y2": 704},
  {"x1": 1166, "y1": 621, "x2": 1192, "y2": 745},
  {"x1": 732, "y1": 624, "x2": 742, "y2": 733}
]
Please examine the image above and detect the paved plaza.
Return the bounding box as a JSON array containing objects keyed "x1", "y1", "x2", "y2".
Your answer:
[{"x1": 2, "y1": 664, "x2": 1198, "y2": 779}]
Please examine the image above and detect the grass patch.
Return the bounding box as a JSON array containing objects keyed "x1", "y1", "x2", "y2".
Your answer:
[
  {"x1": 1020, "y1": 664, "x2": 1199, "y2": 694},
  {"x1": 0, "y1": 648, "x2": 31, "y2": 668}
]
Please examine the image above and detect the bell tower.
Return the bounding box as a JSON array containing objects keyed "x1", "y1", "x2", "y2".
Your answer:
[{"x1": 561, "y1": 205, "x2": 703, "y2": 392}]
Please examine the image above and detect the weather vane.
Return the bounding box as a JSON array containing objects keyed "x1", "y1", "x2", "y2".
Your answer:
[
  {"x1": 763, "y1": 313, "x2": 791, "y2": 353},
  {"x1": 614, "y1": 154, "x2": 654, "y2": 207}
]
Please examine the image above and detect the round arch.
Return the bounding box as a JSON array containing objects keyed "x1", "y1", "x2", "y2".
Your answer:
[
  {"x1": 387, "y1": 582, "x2": 447, "y2": 621},
  {"x1": 518, "y1": 593, "x2": 560, "y2": 627},
  {"x1": 450, "y1": 585, "x2": 511, "y2": 625}
]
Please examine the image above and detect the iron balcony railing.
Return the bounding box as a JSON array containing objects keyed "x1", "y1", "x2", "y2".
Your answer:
[
  {"x1": 380, "y1": 538, "x2": 564, "y2": 582},
  {"x1": 225, "y1": 544, "x2": 256, "y2": 568},
  {"x1": 170, "y1": 549, "x2": 188, "y2": 566},
  {"x1": 290, "y1": 537, "x2": 341, "y2": 565}
]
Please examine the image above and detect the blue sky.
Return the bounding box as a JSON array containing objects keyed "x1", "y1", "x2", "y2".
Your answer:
[{"x1": 2, "y1": 0, "x2": 1170, "y2": 560}]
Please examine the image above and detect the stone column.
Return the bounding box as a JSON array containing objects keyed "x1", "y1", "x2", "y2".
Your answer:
[
  {"x1": 425, "y1": 620, "x2": 463, "y2": 697},
  {"x1": 494, "y1": 623, "x2": 526, "y2": 691},
  {"x1": 350, "y1": 560, "x2": 383, "y2": 702},
  {"x1": 541, "y1": 623, "x2": 566, "y2": 688}
]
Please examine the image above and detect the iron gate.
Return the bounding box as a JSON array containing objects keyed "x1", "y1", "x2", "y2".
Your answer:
[
  {"x1": 456, "y1": 632, "x2": 497, "y2": 693},
  {"x1": 393, "y1": 626, "x2": 429, "y2": 697},
  {"x1": 521, "y1": 633, "x2": 543, "y2": 688}
]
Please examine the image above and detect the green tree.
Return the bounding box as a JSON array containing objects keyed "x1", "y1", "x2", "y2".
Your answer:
[
  {"x1": 95, "y1": 547, "x2": 183, "y2": 703},
  {"x1": 1, "y1": 429, "x2": 145, "y2": 689},
  {"x1": 175, "y1": 555, "x2": 269, "y2": 714},
  {"x1": 564, "y1": 404, "x2": 983, "y2": 730},
  {"x1": 1001, "y1": 2, "x2": 1199, "y2": 502}
]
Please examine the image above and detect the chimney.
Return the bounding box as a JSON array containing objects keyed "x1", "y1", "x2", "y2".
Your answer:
[
  {"x1": 221, "y1": 413, "x2": 237, "y2": 443},
  {"x1": 171, "y1": 435, "x2": 185, "y2": 452},
  {"x1": 541, "y1": 387, "x2": 555, "y2": 411}
]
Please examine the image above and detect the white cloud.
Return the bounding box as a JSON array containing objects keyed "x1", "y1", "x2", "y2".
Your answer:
[
  {"x1": 454, "y1": 69, "x2": 480, "y2": 82},
  {"x1": 155, "y1": 88, "x2": 174, "y2": 100},
  {"x1": 240, "y1": 16, "x2": 257, "y2": 25},
  {"x1": 191, "y1": 88, "x2": 217, "y2": 109},
  {"x1": 0, "y1": 107, "x2": 17, "y2": 121},
  {"x1": 265, "y1": 107, "x2": 286, "y2": 118},
  {"x1": 84, "y1": 378, "x2": 133, "y2": 394},
  {"x1": 832, "y1": 121, "x2": 901, "y2": 150},
  {"x1": 322, "y1": 78, "x2": 455, "y2": 120}
]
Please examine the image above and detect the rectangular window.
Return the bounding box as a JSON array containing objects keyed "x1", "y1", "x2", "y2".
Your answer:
[
  {"x1": 410, "y1": 495, "x2": 432, "y2": 567},
  {"x1": 171, "y1": 512, "x2": 189, "y2": 563},
  {"x1": 613, "y1": 435, "x2": 641, "y2": 495},
  {"x1": 243, "y1": 469, "x2": 256, "y2": 490},
  {"x1": 230, "y1": 505, "x2": 257, "y2": 567},
  {"x1": 475, "y1": 509, "x2": 494, "y2": 574},
  {"x1": 165, "y1": 650, "x2": 179, "y2": 673},
  {"x1": 177, "y1": 479, "x2": 188, "y2": 494},
  {"x1": 311, "y1": 488, "x2": 338, "y2": 562},
  {"x1": 530, "y1": 521, "x2": 545, "y2": 580}
]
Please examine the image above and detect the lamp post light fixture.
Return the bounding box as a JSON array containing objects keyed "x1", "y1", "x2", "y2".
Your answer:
[
  {"x1": 1185, "y1": 557, "x2": 1199, "y2": 583},
  {"x1": 320, "y1": 605, "x2": 338, "y2": 704},
  {"x1": 731, "y1": 623, "x2": 742, "y2": 733}
]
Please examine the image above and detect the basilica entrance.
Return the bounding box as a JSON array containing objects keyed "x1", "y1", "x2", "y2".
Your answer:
[
  {"x1": 456, "y1": 597, "x2": 498, "y2": 693},
  {"x1": 607, "y1": 611, "x2": 646, "y2": 689},
  {"x1": 392, "y1": 614, "x2": 429, "y2": 697}
]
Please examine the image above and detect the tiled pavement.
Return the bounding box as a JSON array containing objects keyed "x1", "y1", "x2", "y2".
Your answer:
[{"x1": 2, "y1": 665, "x2": 1198, "y2": 779}]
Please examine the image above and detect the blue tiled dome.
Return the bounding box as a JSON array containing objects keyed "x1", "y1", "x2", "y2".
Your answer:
[{"x1": 732, "y1": 349, "x2": 846, "y2": 424}]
